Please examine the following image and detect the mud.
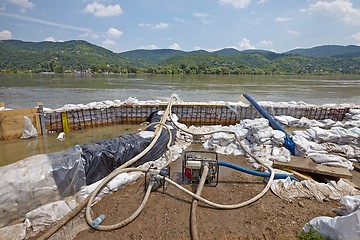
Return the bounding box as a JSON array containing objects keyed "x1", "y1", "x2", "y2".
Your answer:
[{"x1": 72, "y1": 154, "x2": 340, "y2": 240}]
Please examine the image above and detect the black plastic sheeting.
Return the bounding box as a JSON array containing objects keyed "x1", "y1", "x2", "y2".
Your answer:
[
  {"x1": 50, "y1": 146, "x2": 86, "y2": 197},
  {"x1": 81, "y1": 112, "x2": 176, "y2": 185},
  {"x1": 51, "y1": 112, "x2": 176, "y2": 196}
]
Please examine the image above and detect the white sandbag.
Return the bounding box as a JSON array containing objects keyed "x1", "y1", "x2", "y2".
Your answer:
[
  {"x1": 0, "y1": 155, "x2": 58, "y2": 228},
  {"x1": 21, "y1": 116, "x2": 38, "y2": 139},
  {"x1": 321, "y1": 161, "x2": 353, "y2": 170},
  {"x1": 320, "y1": 119, "x2": 336, "y2": 128},
  {"x1": 106, "y1": 171, "x2": 144, "y2": 191},
  {"x1": 311, "y1": 127, "x2": 340, "y2": 143},
  {"x1": 25, "y1": 200, "x2": 72, "y2": 232},
  {"x1": 274, "y1": 115, "x2": 291, "y2": 126},
  {"x1": 308, "y1": 153, "x2": 353, "y2": 170},
  {"x1": 0, "y1": 223, "x2": 27, "y2": 240},
  {"x1": 339, "y1": 195, "x2": 360, "y2": 215},
  {"x1": 330, "y1": 127, "x2": 358, "y2": 144},
  {"x1": 308, "y1": 153, "x2": 348, "y2": 164},
  {"x1": 303, "y1": 210, "x2": 360, "y2": 240},
  {"x1": 271, "y1": 178, "x2": 360, "y2": 202},
  {"x1": 321, "y1": 143, "x2": 356, "y2": 159},
  {"x1": 234, "y1": 129, "x2": 248, "y2": 139},
  {"x1": 292, "y1": 135, "x2": 312, "y2": 155},
  {"x1": 271, "y1": 147, "x2": 290, "y2": 162},
  {"x1": 271, "y1": 130, "x2": 285, "y2": 145}
]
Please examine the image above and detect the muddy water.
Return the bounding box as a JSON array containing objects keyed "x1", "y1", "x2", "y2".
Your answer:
[
  {"x1": 0, "y1": 124, "x2": 140, "y2": 166},
  {"x1": 1, "y1": 73, "x2": 360, "y2": 167},
  {"x1": 1, "y1": 74, "x2": 360, "y2": 109}
]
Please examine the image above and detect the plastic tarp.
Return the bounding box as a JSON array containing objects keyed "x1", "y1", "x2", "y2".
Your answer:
[
  {"x1": 81, "y1": 112, "x2": 176, "y2": 185},
  {"x1": 303, "y1": 195, "x2": 360, "y2": 240},
  {"x1": 0, "y1": 146, "x2": 83, "y2": 228},
  {"x1": 0, "y1": 111, "x2": 175, "y2": 231}
]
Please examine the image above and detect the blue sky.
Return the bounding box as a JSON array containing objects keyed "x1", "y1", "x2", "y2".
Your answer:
[{"x1": 0, "y1": 0, "x2": 360, "y2": 53}]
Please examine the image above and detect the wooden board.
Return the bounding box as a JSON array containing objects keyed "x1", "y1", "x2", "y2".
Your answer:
[
  {"x1": 0, "y1": 108, "x2": 41, "y2": 140},
  {"x1": 353, "y1": 163, "x2": 360, "y2": 172},
  {"x1": 274, "y1": 156, "x2": 352, "y2": 179}
]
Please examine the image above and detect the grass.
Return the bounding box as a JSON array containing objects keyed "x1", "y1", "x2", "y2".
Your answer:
[{"x1": 297, "y1": 224, "x2": 330, "y2": 240}]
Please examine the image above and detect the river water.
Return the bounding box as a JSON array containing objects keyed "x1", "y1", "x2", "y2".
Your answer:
[
  {"x1": 0, "y1": 73, "x2": 359, "y2": 166},
  {"x1": 1, "y1": 73, "x2": 360, "y2": 109}
]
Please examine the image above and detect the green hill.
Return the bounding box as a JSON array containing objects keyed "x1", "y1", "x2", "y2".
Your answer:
[
  {"x1": 0, "y1": 40, "x2": 360, "y2": 74},
  {"x1": 285, "y1": 45, "x2": 360, "y2": 58},
  {"x1": 0, "y1": 40, "x2": 129, "y2": 72}
]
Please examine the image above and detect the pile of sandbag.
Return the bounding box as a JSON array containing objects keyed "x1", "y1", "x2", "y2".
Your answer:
[
  {"x1": 271, "y1": 178, "x2": 360, "y2": 202},
  {"x1": 202, "y1": 118, "x2": 291, "y2": 168},
  {"x1": 292, "y1": 125, "x2": 360, "y2": 170}
]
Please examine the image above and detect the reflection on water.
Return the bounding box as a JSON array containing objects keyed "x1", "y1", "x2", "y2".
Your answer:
[
  {"x1": 0, "y1": 124, "x2": 140, "y2": 166},
  {"x1": 0, "y1": 74, "x2": 359, "y2": 109}
]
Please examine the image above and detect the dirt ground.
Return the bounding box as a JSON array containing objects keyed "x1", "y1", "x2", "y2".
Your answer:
[{"x1": 71, "y1": 153, "x2": 342, "y2": 240}]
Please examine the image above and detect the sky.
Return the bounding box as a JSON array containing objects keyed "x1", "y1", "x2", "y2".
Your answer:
[{"x1": 0, "y1": 0, "x2": 360, "y2": 53}]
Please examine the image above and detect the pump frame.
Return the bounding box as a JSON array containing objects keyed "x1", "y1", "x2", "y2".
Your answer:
[{"x1": 182, "y1": 150, "x2": 219, "y2": 187}]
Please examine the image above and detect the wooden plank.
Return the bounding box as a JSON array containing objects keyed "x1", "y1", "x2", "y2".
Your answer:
[
  {"x1": 287, "y1": 169, "x2": 317, "y2": 183},
  {"x1": 273, "y1": 156, "x2": 352, "y2": 179},
  {"x1": 0, "y1": 108, "x2": 41, "y2": 140},
  {"x1": 353, "y1": 163, "x2": 360, "y2": 172}
]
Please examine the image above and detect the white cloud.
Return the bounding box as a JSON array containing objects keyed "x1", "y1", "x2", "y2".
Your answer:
[
  {"x1": 174, "y1": 17, "x2": 185, "y2": 23},
  {"x1": 274, "y1": 17, "x2": 293, "y2": 22},
  {"x1": 257, "y1": 0, "x2": 268, "y2": 4},
  {"x1": 144, "y1": 44, "x2": 158, "y2": 50},
  {"x1": 237, "y1": 38, "x2": 255, "y2": 50},
  {"x1": 139, "y1": 22, "x2": 170, "y2": 29},
  {"x1": 169, "y1": 43, "x2": 181, "y2": 50},
  {"x1": 153, "y1": 22, "x2": 169, "y2": 29},
  {"x1": 193, "y1": 12, "x2": 212, "y2": 24},
  {"x1": 307, "y1": 0, "x2": 360, "y2": 26},
  {"x1": 10, "y1": 0, "x2": 34, "y2": 9},
  {"x1": 84, "y1": 2, "x2": 122, "y2": 17},
  {"x1": 286, "y1": 30, "x2": 300, "y2": 35},
  {"x1": 0, "y1": 30, "x2": 12, "y2": 40},
  {"x1": 258, "y1": 40, "x2": 273, "y2": 48},
  {"x1": 348, "y1": 32, "x2": 360, "y2": 45},
  {"x1": 79, "y1": 32, "x2": 99, "y2": 39},
  {"x1": 106, "y1": 27, "x2": 123, "y2": 37},
  {"x1": 102, "y1": 39, "x2": 116, "y2": 47},
  {"x1": 44, "y1": 36, "x2": 55, "y2": 42},
  {"x1": 219, "y1": 0, "x2": 251, "y2": 9}
]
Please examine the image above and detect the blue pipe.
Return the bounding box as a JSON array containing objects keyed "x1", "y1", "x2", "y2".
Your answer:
[
  {"x1": 242, "y1": 93, "x2": 296, "y2": 155},
  {"x1": 218, "y1": 161, "x2": 298, "y2": 181}
]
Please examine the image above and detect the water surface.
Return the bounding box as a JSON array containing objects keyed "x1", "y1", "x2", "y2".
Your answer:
[
  {"x1": 0, "y1": 73, "x2": 359, "y2": 166},
  {"x1": 1, "y1": 74, "x2": 359, "y2": 109}
]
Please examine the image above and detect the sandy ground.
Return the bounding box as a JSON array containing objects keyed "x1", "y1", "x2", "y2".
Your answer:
[{"x1": 70, "y1": 153, "x2": 341, "y2": 240}]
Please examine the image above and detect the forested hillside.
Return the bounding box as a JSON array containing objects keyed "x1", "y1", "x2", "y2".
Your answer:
[
  {"x1": 1, "y1": 40, "x2": 360, "y2": 75},
  {"x1": 0, "y1": 40, "x2": 129, "y2": 73}
]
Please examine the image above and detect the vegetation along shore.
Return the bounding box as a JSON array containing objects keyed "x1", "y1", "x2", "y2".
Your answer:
[{"x1": 1, "y1": 40, "x2": 360, "y2": 75}]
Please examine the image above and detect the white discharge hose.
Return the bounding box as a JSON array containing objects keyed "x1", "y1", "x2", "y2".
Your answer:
[
  {"x1": 190, "y1": 164, "x2": 209, "y2": 240},
  {"x1": 85, "y1": 121, "x2": 174, "y2": 230},
  {"x1": 168, "y1": 101, "x2": 276, "y2": 208},
  {"x1": 86, "y1": 98, "x2": 276, "y2": 234},
  {"x1": 85, "y1": 100, "x2": 175, "y2": 230}
]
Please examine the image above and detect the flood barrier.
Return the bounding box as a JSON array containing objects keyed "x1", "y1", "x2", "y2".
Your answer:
[
  {"x1": 44, "y1": 103, "x2": 355, "y2": 132},
  {"x1": 0, "y1": 101, "x2": 358, "y2": 140}
]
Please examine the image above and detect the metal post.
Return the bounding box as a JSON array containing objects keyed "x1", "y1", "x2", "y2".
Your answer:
[{"x1": 37, "y1": 102, "x2": 46, "y2": 135}]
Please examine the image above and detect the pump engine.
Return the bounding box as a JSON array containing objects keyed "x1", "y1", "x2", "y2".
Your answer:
[{"x1": 182, "y1": 151, "x2": 219, "y2": 186}]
